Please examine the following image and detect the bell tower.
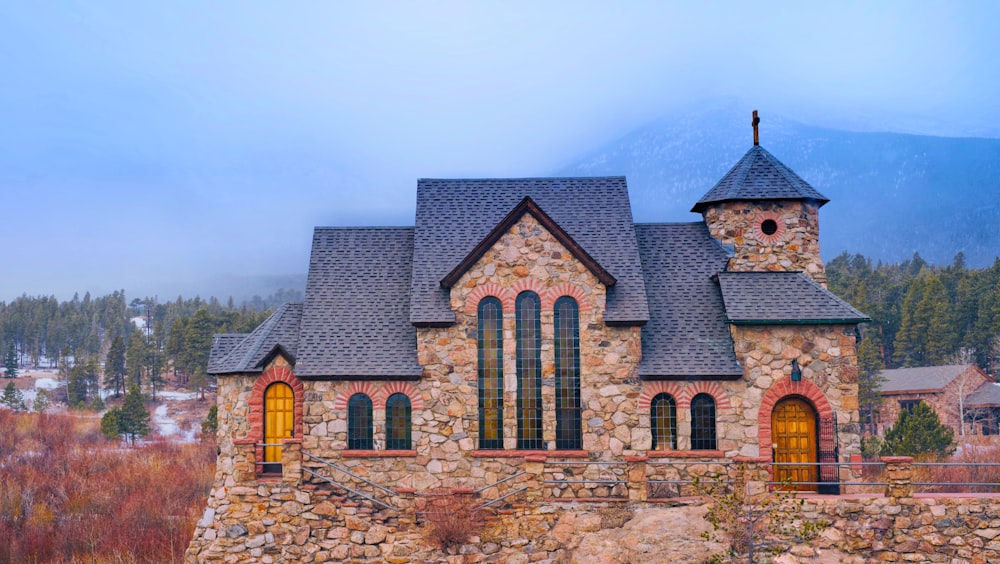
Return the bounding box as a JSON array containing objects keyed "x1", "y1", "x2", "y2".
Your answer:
[{"x1": 692, "y1": 111, "x2": 829, "y2": 286}]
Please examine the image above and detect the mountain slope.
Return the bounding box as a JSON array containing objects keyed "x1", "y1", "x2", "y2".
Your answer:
[{"x1": 557, "y1": 109, "x2": 1000, "y2": 268}]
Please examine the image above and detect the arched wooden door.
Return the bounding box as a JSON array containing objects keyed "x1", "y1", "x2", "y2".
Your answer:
[
  {"x1": 772, "y1": 397, "x2": 818, "y2": 492},
  {"x1": 263, "y1": 382, "x2": 293, "y2": 474}
]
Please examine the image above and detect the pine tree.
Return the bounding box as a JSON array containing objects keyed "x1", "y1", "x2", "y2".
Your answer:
[
  {"x1": 857, "y1": 335, "x2": 886, "y2": 434},
  {"x1": 101, "y1": 407, "x2": 122, "y2": 440},
  {"x1": 118, "y1": 385, "x2": 152, "y2": 445},
  {"x1": 33, "y1": 388, "x2": 50, "y2": 412},
  {"x1": 105, "y1": 335, "x2": 127, "y2": 398},
  {"x1": 882, "y1": 401, "x2": 955, "y2": 460},
  {"x1": 3, "y1": 343, "x2": 17, "y2": 378},
  {"x1": 201, "y1": 404, "x2": 218, "y2": 438},
  {"x1": 1, "y1": 381, "x2": 26, "y2": 411}
]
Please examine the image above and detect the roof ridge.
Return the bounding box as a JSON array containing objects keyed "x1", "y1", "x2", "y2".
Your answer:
[
  {"x1": 233, "y1": 303, "x2": 290, "y2": 371},
  {"x1": 726, "y1": 147, "x2": 757, "y2": 200}
]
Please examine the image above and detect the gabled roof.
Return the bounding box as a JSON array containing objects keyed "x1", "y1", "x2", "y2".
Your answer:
[
  {"x1": 718, "y1": 271, "x2": 870, "y2": 325},
  {"x1": 295, "y1": 227, "x2": 423, "y2": 379},
  {"x1": 879, "y1": 364, "x2": 986, "y2": 394},
  {"x1": 207, "y1": 333, "x2": 249, "y2": 374},
  {"x1": 441, "y1": 196, "x2": 616, "y2": 288},
  {"x1": 209, "y1": 303, "x2": 302, "y2": 375},
  {"x1": 636, "y1": 223, "x2": 743, "y2": 378},
  {"x1": 967, "y1": 382, "x2": 1000, "y2": 407},
  {"x1": 691, "y1": 145, "x2": 829, "y2": 213},
  {"x1": 410, "y1": 177, "x2": 649, "y2": 326}
]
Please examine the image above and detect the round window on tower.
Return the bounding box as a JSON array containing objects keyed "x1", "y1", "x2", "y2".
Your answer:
[{"x1": 753, "y1": 212, "x2": 785, "y2": 244}]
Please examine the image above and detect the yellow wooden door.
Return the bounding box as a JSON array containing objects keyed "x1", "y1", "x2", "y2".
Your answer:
[
  {"x1": 264, "y1": 383, "x2": 293, "y2": 467},
  {"x1": 772, "y1": 398, "x2": 818, "y2": 492}
]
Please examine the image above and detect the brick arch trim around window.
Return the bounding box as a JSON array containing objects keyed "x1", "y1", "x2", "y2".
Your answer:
[
  {"x1": 464, "y1": 281, "x2": 593, "y2": 314},
  {"x1": 758, "y1": 378, "x2": 835, "y2": 456},
  {"x1": 639, "y1": 381, "x2": 732, "y2": 410},
  {"x1": 245, "y1": 364, "x2": 305, "y2": 442},
  {"x1": 332, "y1": 381, "x2": 424, "y2": 411}
]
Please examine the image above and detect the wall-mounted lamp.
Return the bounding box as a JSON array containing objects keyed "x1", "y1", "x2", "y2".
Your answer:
[{"x1": 790, "y1": 359, "x2": 802, "y2": 382}]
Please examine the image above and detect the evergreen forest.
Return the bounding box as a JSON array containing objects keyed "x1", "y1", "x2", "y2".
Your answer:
[
  {"x1": 0, "y1": 251, "x2": 997, "y2": 407},
  {"x1": 0, "y1": 289, "x2": 300, "y2": 404}
]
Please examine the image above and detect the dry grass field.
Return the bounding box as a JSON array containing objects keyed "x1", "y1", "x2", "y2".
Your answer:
[{"x1": 0, "y1": 409, "x2": 216, "y2": 563}]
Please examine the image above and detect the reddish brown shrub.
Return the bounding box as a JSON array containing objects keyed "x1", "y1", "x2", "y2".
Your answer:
[
  {"x1": 416, "y1": 491, "x2": 485, "y2": 549},
  {"x1": 0, "y1": 411, "x2": 216, "y2": 563}
]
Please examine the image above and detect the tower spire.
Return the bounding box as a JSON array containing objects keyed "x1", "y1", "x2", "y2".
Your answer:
[{"x1": 752, "y1": 110, "x2": 760, "y2": 146}]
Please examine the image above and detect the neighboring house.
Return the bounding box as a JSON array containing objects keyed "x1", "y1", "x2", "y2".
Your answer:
[
  {"x1": 878, "y1": 364, "x2": 996, "y2": 436},
  {"x1": 964, "y1": 381, "x2": 1000, "y2": 436},
  {"x1": 188, "y1": 120, "x2": 871, "y2": 560}
]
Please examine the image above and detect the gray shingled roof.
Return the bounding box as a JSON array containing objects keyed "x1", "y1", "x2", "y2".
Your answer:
[
  {"x1": 691, "y1": 145, "x2": 829, "y2": 213},
  {"x1": 879, "y1": 365, "x2": 978, "y2": 393},
  {"x1": 718, "y1": 271, "x2": 869, "y2": 324},
  {"x1": 636, "y1": 223, "x2": 743, "y2": 378},
  {"x1": 967, "y1": 382, "x2": 1000, "y2": 407},
  {"x1": 295, "y1": 227, "x2": 423, "y2": 378},
  {"x1": 207, "y1": 333, "x2": 249, "y2": 374},
  {"x1": 410, "y1": 177, "x2": 650, "y2": 326},
  {"x1": 209, "y1": 303, "x2": 303, "y2": 375}
]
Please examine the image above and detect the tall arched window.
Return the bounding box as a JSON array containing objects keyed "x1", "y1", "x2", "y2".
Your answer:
[
  {"x1": 347, "y1": 393, "x2": 373, "y2": 450},
  {"x1": 478, "y1": 297, "x2": 504, "y2": 449},
  {"x1": 650, "y1": 393, "x2": 677, "y2": 450},
  {"x1": 263, "y1": 382, "x2": 294, "y2": 474},
  {"x1": 554, "y1": 296, "x2": 581, "y2": 450},
  {"x1": 516, "y1": 292, "x2": 543, "y2": 449},
  {"x1": 691, "y1": 393, "x2": 717, "y2": 450},
  {"x1": 385, "y1": 393, "x2": 412, "y2": 450}
]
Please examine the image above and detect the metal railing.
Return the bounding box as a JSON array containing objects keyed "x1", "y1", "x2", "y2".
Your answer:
[{"x1": 302, "y1": 451, "x2": 399, "y2": 511}]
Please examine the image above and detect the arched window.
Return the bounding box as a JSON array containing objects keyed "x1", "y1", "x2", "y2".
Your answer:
[
  {"x1": 385, "y1": 393, "x2": 412, "y2": 450},
  {"x1": 263, "y1": 382, "x2": 293, "y2": 474},
  {"x1": 347, "y1": 393, "x2": 373, "y2": 450},
  {"x1": 650, "y1": 393, "x2": 677, "y2": 450},
  {"x1": 554, "y1": 296, "x2": 581, "y2": 450},
  {"x1": 516, "y1": 292, "x2": 543, "y2": 449},
  {"x1": 691, "y1": 393, "x2": 717, "y2": 450},
  {"x1": 478, "y1": 297, "x2": 504, "y2": 449}
]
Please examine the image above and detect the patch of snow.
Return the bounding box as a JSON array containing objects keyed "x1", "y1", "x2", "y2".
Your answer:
[
  {"x1": 158, "y1": 391, "x2": 199, "y2": 401},
  {"x1": 34, "y1": 378, "x2": 61, "y2": 390},
  {"x1": 152, "y1": 403, "x2": 198, "y2": 442}
]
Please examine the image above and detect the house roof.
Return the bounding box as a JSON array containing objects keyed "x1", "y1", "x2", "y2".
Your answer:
[
  {"x1": 440, "y1": 196, "x2": 616, "y2": 288},
  {"x1": 207, "y1": 333, "x2": 249, "y2": 374},
  {"x1": 295, "y1": 227, "x2": 423, "y2": 379},
  {"x1": 691, "y1": 145, "x2": 829, "y2": 213},
  {"x1": 718, "y1": 271, "x2": 870, "y2": 325},
  {"x1": 635, "y1": 223, "x2": 743, "y2": 378},
  {"x1": 209, "y1": 303, "x2": 303, "y2": 375},
  {"x1": 967, "y1": 382, "x2": 1000, "y2": 407},
  {"x1": 879, "y1": 364, "x2": 987, "y2": 394},
  {"x1": 409, "y1": 177, "x2": 650, "y2": 326}
]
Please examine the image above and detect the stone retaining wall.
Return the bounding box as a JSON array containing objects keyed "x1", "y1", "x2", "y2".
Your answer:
[{"x1": 186, "y1": 456, "x2": 1000, "y2": 563}]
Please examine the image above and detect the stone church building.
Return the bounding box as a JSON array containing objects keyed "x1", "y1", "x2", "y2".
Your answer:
[{"x1": 187, "y1": 121, "x2": 869, "y2": 560}]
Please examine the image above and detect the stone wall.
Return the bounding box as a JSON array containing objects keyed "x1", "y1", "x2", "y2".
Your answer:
[
  {"x1": 185, "y1": 456, "x2": 1000, "y2": 563},
  {"x1": 702, "y1": 200, "x2": 826, "y2": 286}
]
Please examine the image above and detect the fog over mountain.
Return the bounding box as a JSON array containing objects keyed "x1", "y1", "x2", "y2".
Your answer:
[{"x1": 557, "y1": 107, "x2": 1000, "y2": 268}]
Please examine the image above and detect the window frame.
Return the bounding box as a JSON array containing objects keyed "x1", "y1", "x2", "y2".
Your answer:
[
  {"x1": 650, "y1": 393, "x2": 677, "y2": 450},
  {"x1": 347, "y1": 393, "x2": 374, "y2": 450},
  {"x1": 690, "y1": 393, "x2": 717, "y2": 451},
  {"x1": 554, "y1": 296, "x2": 582, "y2": 450},
  {"x1": 477, "y1": 297, "x2": 504, "y2": 450},
  {"x1": 516, "y1": 292, "x2": 543, "y2": 449}
]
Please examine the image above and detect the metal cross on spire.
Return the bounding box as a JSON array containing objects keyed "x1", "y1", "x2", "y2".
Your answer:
[{"x1": 752, "y1": 110, "x2": 760, "y2": 146}]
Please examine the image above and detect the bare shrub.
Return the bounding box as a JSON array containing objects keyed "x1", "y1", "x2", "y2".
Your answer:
[
  {"x1": 0, "y1": 411, "x2": 216, "y2": 563},
  {"x1": 596, "y1": 502, "x2": 634, "y2": 528},
  {"x1": 417, "y1": 491, "x2": 485, "y2": 549}
]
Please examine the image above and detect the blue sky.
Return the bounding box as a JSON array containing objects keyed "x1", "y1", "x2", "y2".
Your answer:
[{"x1": 1, "y1": 1, "x2": 998, "y2": 302}]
